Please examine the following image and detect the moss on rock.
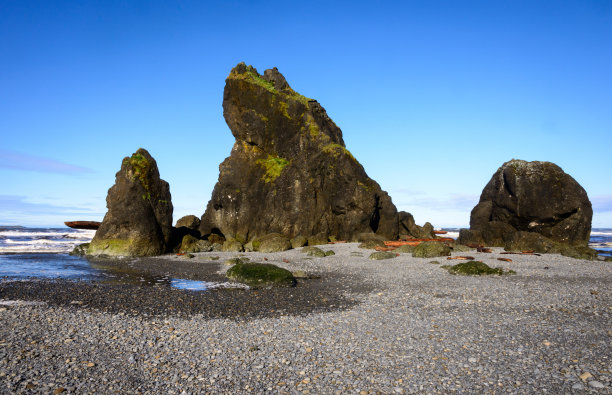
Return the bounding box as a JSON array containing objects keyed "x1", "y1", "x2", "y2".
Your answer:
[
  {"x1": 412, "y1": 241, "x2": 451, "y2": 258},
  {"x1": 222, "y1": 239, "x2": 244, "y2": 252},
  {"x1": 302, "y1": 246, "x2": 326, "y2": 257},
  {"x1": 226, "y1": 263, "x2": 296, "y2": 287},
  {"x1": 179, "y1": 235, "x2": 212, "y2": 253},
  {"x1": 87, "y1": 238, "x2": 161, "y2": 257},
  {"x1": 444, "y1": 261, "x2": 515, "y2": 276},
  {"x1": 256, "y1": 155, "x2": 289, "y2": 183},
  {"x1": 369, "y1": 251, "x2": 397, "y2": 260},
  {"x1": 256, "y1": 233, "x2": 292, "y2": 253}
]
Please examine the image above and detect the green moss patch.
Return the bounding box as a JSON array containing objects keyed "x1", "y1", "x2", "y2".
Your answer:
[
  {"x1": 369, "y1": 251, "x2": 397, "y2": 260},
  {"x1": 128, "y1": 152, "x2": 151, "y2": 190},
  {"x1": 256, "y1": 155, "x2": 289, "y2": 182},
  {"x1": 226, "y1": 263, "x2": 296, "y2": 288},
  {"x1": 443, "y1": 261, "x2": 516, "y2": 276},
  {"x1": 87, "y1": 238, "x2": 162, "y2": 257},
  {"x1": 322, "y1": 143, "x2": 356, "y2": 161}
]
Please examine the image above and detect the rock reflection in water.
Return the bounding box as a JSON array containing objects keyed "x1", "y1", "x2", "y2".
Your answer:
[{"x1": 87, "y1": 260, "x2": 174, "y2": 287}]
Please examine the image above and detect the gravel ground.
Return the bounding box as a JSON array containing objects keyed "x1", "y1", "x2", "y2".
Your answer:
[{"x1": 0, "y1": 244, "x2": 610, "y2": 394}]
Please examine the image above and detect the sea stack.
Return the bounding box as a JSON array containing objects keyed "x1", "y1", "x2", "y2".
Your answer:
[
  {"x1": 88, "y1": 148, "x2": 173, "y2": 256},
  {"x1": 199, "y1": 63, "x2": 399, "y2": 242},
  {"x1": 458, "y1": 159, "x2": 595, "y2": 258}
]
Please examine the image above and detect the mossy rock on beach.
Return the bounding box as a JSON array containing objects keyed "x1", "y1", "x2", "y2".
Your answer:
[
  {"x1": 369, "y1": 251, "x2": 397, "y2": 260},
  {"x1": 70, "y1": 243, "x2": 90, "y2": 256},
  {"x1": 412, "y1": 241, "x2": 451, "y2": 258},
  {"x1": 290, "y1": 235, "x2": 308, "y2": 249},
  {"x1": 558, "y1": 245, "x2": 598, "y2": 260},
  {"x1": 302, "y1": 246, "x2": 326, "y2": 257},
  {"x1": 307, "y1": 233, "x2": 329, "y2": 246},
  {"x1": 444, "y1": 261, "x2": 515, "y2": 276},
  {"x1": 224, "y1": 257, "x2": 250, "y2": 266},
  {"x1": 452, "y1": 244, "x2": 474, "y2": 253},
  {"x1": 87, "y1": 238, "x2": 162, "y2": 257},
  {"x1": 179, "y1": 235, "x2": 212, "y2": 253},
  {"x1": 253, "y1": 233, "x2": 292, "y2": 253},
  {"x1": 222, "y1": 239, "x2": 244, "y2": 252},
  {"x1": 358, "y1": 240, "x2": 385, "y2": 249},
  {"x1": 395, "y1": 244, "x2": 415, "y2": 254},
  {"x1": 226, "y1": 263, "x2": 296, "y2": 287}
]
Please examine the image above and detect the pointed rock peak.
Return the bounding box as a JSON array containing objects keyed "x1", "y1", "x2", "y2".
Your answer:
[
  {"x1": 227, "y1": 62, "x2": 311, "y2": 104},
  {"x1": 201, "y1": 64, "x2": 402, "y2": 242},
  {"x1": 88, "y1": 148, "x2": 173, "y2": 257},
  {"x1": 223, "y1": 62, "x2": 344, "y2": 158},
  {"x1": 263, "y1": 67, "x2": 291, "y2": 91}
]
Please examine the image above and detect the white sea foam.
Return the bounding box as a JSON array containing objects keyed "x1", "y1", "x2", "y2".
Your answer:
[
  {"x1": 442, "y1": 231, "x2": 459, "y2": 239},
  {"x1": 0, "y1": 230, "x2": 95, "y2": 238},
  {"x1": 591, "y1": 230, "x2": 612, "y2": 236},
  {"x1": 0, "y1": 228, "x2": 95, "y2": 253}
]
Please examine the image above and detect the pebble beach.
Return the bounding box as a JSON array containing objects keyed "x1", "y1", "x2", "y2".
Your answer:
[{"x1": 1, "y1": 243, "x2": 610, "y2": 394}]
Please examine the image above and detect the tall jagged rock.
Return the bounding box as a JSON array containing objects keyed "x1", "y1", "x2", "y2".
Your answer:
[
  {"x1": 88, "y1": 148, "x2": 173, "y2": 256},
  {"x1": 200, "y1": 63, "x2": 399, "y2": 242},
  {"x1": 458, "y1": 159, "x2": 593, "y2": 253}
]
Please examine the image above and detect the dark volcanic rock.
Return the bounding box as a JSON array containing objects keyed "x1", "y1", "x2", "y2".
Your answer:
[
  {"x1": 88, "y1": 148, "x2": 173, "y2": 256},
  {"x1": 398, "y1": 211, "x2": 435, "y2": 239},
  {"x1": 200, "y1": 63, "x2": 399, "y2": 242},
  {"x1": 459, "y1": 159, "x2": 592, "y2": 251},
  {"x1": 176, "y1": 215, "x2": 201, "y2": 230}
]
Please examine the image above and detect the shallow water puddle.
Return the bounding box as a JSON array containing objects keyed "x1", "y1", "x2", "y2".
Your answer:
[{"x1": 0, "y1": 253, "x2": 245, "y2": 291}]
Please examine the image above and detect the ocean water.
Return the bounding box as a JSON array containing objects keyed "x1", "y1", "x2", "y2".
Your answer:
[{"x1": 0, "y1": 226, "x2": 247, "y2": 291}]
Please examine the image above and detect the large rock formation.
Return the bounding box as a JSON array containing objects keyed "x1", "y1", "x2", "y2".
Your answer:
[
  {"x1": 88, "y1": 148, "x2": 173, "y2": 256},
  {"x1": 200, "y1": 63, "x2": 399, "y2": 242},
  {"x1": 458, "y1": 159, "x2": 593, "y2": 255}
]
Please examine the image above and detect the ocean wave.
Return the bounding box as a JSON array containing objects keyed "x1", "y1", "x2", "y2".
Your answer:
[
  {"x1": 591, "y1": 231, "x2": 612, "y2": 237},
  {"x1": 0, "y1": 246, "x2": 75, "y2": 253},
  {"x1": 4, "y1": 239, "x2": 75, "y2": 245},
  {"x1": 0, "y1": 230, "x2": 95, "y2": 238}
]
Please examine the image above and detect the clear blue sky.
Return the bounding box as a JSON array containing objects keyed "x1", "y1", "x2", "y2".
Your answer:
[{"x1": 1, "y1": 0, "x2": 611, "y2": 228}]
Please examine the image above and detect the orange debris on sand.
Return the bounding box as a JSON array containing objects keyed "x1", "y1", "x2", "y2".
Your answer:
[
  {"x1": 384, "y1": 238, "x2": 454, "y2": 247},
  {"x1": 375, "y1": 246, "x2": 397, "y2": 252}
]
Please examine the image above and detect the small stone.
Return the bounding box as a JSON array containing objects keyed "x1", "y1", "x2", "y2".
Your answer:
[
  {"x1": 468, "y1": 357, "x2": 478, "y2": 363},
  {"x1": 580, "y1": 372, "x2": 593, "y2": 381},
  {"x1": 53, "y1": 388, "x2": 66, "y2": 394},
  {"x1": 86, "y1": 362, "x2": 95, "y2": 367},
  {"x1": 571, "y1": 383, "x2": 584, "y2": 390},
  {"x1": 368, "y1": 251, "x2": 397, "y2": 260},
  {"x1": 542, "y1": 340, "x2": 551, "y2": 346},
  {"x1": 589, "y1": 381, "x2": 604, "y2": 389}
]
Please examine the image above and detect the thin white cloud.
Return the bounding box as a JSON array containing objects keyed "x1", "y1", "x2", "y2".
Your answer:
[
  {"x1": 592, "y1": 195, "x2": 612, "y2": 212},
  {"x1": 0, "y1": 195, "x2": 104, "y2": 226},
  {"x1": 394, "y1": 192, "x2": 480, "y2": 212},
  {"x1": 0, "y1": 149, "x2": 93, "y2": 174}
]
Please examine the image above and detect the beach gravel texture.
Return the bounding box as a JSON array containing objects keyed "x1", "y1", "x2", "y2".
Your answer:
[{"x1": 0, "y1": 243, "x2": 610, "y2": 393}]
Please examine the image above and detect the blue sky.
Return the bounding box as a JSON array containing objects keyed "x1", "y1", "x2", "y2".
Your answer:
[{"x1": 1, "y1": 0, "x2": 611, "y2": 228}]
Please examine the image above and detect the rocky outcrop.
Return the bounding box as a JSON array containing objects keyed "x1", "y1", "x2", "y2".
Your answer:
[
  {"x1": 88, "y1": 148, "x2": 173, "y2": 256},
  {"x1": 199, "y1": 63, "x2": 399, "y2": 242},
  {"x1": 176, "y1": 215, "x2": 201, "y2": 230},
  {"x1": 458, "y1": 159, "x2": 593, "y2": 256},
  {"x1": 398, "y1": 211, "x2": 435, "y2": 239}
]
